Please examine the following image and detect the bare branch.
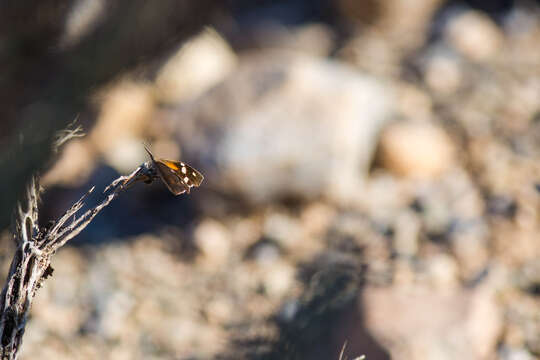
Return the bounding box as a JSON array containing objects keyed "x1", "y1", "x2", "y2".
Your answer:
[
  {"x1": 0, "y1": 172, "x2": 136, "y2": 359},
  {"x1": 43, "y1": 187, "x2": 95, "y2": 245},
  {"x1": 49, "y1": 191, "x2": 118, "y2": 250},
  {"x1": 12, "y1": 177, "x2": 40, "y2": 246}
]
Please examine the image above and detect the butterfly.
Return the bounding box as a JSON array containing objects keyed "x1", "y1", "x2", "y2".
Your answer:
[
  {"x1": 144, "y1": 146, "x2": 204, "y2": 195},
  {"x1": 105, "y1": 145, "x2": 204, "y2": 195}
]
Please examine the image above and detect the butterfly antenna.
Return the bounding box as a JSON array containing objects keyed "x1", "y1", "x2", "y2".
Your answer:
[{"x1": 143, "y1": 143, "x2": 155, "y2": 160}]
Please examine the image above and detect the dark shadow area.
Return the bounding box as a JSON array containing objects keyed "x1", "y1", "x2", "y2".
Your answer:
[
  {"x1": 38, "y1": 165, "x2": 202, "y2": 245},
  {"x1": 224, "y1": 252, "x2": 390, "y2": 360}
]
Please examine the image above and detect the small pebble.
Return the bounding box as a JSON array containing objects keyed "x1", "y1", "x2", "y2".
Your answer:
[
  {"x1": 445, "y1": 11, "x2": 503, "y2": 62},
  {"x1": 379, "y1": 121, "x2": 456, "y2": 179},
  {"x1": 194, "y1": 219, "x2": 231, "y2": 267}
]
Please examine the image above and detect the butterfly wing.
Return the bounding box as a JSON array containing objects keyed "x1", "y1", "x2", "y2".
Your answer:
[
  {"x1": 160, "y1": 160, "x2": 204, "y2": 186},
  {"x1": 154, "y1": 161, "x2": 189, "y2": 195},
  {"x1": 155, "y1": 159, "x2": 204, "y2": 196}
]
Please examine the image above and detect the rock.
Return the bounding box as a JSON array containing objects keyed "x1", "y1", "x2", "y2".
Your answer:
[
  {"x1": 339, "y1": 0, "x2": 444, "y2": 51},
  {"x1": 102, "y1": 137, "x2": 148, "y2": 174},
  {"x1": 393, "y1": 258, "x2": 416, "y2": 285},
  {"x1": 31, "y1": 248, "x2": 88, "y2": 337},
  {"x1": 424, "y1": 50, "x2": 463, "y2": 94},
  {"x1": 261, "y1": 260, "x2": 295, "y2": 298},
  {"x1": 499, "y1": 347, "x2": 536, "y2": 360},
  {"x1": 205, "y1": 297, "x2": 234, "y2": 324},
  {"x1": 362, "y1": 284, "x2": 502, "y2": 360},
  {"x1": 515, "y1": 259, "x2": 540, "y2": 295},
  {"x1": 375, "y1": 0, "x2": 445, "y2": 50},
  {"x1": 503, "y1": 288, "x2": 540, "y2": 357},
  {"x1": 246, "y1": 238, "x2": 282, "y2": 264},
  {"x1": 445, "y1": 11, "x2": 504, "y2": 62},
  {"x1": 90, "y1": 80, "x2": 155, "y2": 171},
  {"x1": 451, "y1": 225, "x2": 489, "y2": 281},
  {"x1": 378, "y1": 121, "x2": 456, "y2": 179},
  {"x1": 154, "y1": 27, "x2": 237, "y2": 104},
  {"x1": 238, "y1": 23, "x2": 336, "y2": 57},
  {"x1": 396, "y1": 84, "x2": 433, "y2": 123},
  {"x1": 99, "y1": 291, "x2": 136, "y2": 339},
  {"x1": 41, "y1": 139, "x2": 97, "y2": 186},
  {"x1": 339, "y1": 30, "x2": 401, "y2": 77},
  {"x1": 393, "y1": 210, "x2": 421, "y2": 257},
  {"x1": 424, "y1": 253, "x2": 460, "y2": 290},
  {"x1": 172, "y1": 51, "x2": 394, "y2": 205},
  {"x1": 263, "y1": 211, "x2": 302, "y2": 250},
  {"x1": 300, "y1": 202, "x2": 336, "y2": 238},
  {"x1": 194, "y1": 219, "x2": 231, "y2": 267}
]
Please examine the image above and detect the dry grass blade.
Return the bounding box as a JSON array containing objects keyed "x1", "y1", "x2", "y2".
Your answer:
[
  {"x1": 339, "y1": 341, "x2": 348, "y2": 360},
  {"x1": 338, "y1": 341, "x2": 366, "y2": 360},
  {"x1": 53, "y1": 117, "x2": 84, "y2": 151}
]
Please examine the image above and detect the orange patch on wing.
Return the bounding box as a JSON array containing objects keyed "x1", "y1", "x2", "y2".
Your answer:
[{"x1": 161, "y1": 160, "x2": 180, "y2": 171}]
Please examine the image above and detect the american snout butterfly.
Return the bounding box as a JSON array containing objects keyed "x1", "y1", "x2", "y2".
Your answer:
[
  {"x1": 144, "y1": 146, "x2": 204, "y2": 195},
  {"x1": 105, "y1": 145, "x2": 204, "y2": 195}
]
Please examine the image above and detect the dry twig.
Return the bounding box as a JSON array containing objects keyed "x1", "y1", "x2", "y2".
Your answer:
[
  {"x1": 0, "y1": 130, "x2": 168, "y2": 359},
  {"x1": 0, "y1": 173, "x2": 131, "y2": 359},
  {"x1": 339, "y1": 341, "x2": 366, "y2": 360}
]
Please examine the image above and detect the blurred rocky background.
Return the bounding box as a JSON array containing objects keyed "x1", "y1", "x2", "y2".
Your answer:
[{"x1": 1, "y1": 0, "x2": 540, "y2": 359}]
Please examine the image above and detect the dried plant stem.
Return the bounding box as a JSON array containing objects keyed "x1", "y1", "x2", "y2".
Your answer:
[{"x1": 0, "y1": 175, "x2": 127, "y2": 360}]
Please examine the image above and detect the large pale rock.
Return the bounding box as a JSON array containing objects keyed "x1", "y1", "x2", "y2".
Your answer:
[
  {"x1": 362, "y1": 284, "x2": 503, "y2": 360},
  {"x1": 171, "y1": 51, "x2": 394, "y2": 205}
]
